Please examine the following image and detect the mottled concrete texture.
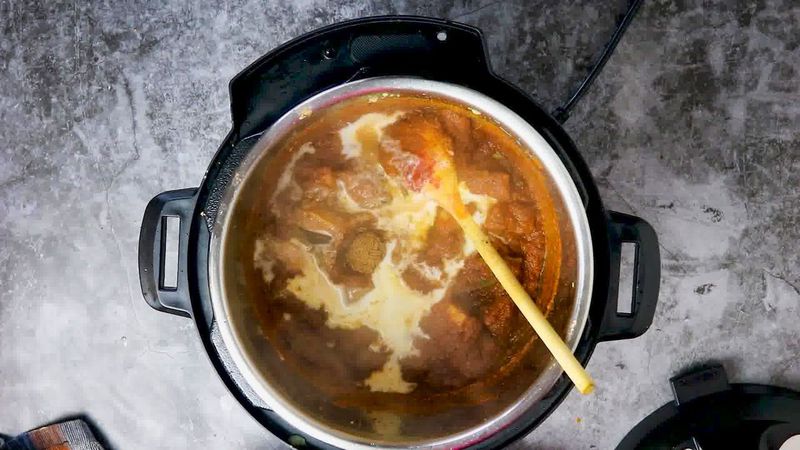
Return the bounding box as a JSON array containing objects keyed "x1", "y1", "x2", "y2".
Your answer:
[{"x1": 1, "y1": 1, "x2": 798, "y2": 449}]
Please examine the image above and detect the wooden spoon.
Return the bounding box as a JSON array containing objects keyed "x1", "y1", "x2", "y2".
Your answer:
[{"x1": 384, "y1": 117, "x2": 595, "y2": 395}]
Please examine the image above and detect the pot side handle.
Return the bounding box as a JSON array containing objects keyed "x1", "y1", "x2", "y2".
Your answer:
[
  {"x1": 138, "y1": 188, "x2": 198, "y2": 318},
  {"x1": 597, "y1": 211, "x2": 661, "y2": 341}
]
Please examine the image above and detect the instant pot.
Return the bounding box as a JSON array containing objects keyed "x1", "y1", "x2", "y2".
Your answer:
[{"x1": 138, "y1": 16, "x2": 660, "y2": 449}]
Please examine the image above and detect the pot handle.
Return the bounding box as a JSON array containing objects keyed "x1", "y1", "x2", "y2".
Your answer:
[
  {"x1": 597, "y1": 211, "x2": 661, "y2": 341},
  {"x1": 138, "y1": 188, "x2": 198, "y2": 318}
]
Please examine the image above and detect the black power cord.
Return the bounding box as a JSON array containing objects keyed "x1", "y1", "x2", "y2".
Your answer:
[{"x1": 552, "y1": 0, "x2": 644, "y2": 123}]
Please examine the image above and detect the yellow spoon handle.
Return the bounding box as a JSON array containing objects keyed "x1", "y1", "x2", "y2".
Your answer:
[{"x1": 455, "y1": 213, "x2": 595, "y2": 395}]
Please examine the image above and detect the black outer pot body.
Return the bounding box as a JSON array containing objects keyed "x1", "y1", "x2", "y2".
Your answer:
[{"x1": 138, "y1": 16, "x2": 661, "y2": 449}]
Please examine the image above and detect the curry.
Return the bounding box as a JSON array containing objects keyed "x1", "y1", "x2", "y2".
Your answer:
[{"x1": 227, "y1": 91, "x2": 576, "y2": 439}]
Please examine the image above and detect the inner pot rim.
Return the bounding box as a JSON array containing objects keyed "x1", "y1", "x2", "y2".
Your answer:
[{"x1": 208, "y1": 76, "x2": 594, "y2": 449}]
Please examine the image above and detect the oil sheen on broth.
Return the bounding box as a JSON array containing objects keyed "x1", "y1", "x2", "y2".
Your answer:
[{"x1": 249, "y1": 92, "x2": 561, "y2": 399}]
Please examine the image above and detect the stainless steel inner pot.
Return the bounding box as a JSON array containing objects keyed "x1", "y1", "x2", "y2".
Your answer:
[{"x1": 208, "y1": 77, "x2": 594, "y2": 449}]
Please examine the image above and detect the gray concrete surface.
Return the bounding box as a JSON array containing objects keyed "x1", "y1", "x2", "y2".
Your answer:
[{"x1": 1, "y1": 1, "x2": 798, "y2": 448}]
